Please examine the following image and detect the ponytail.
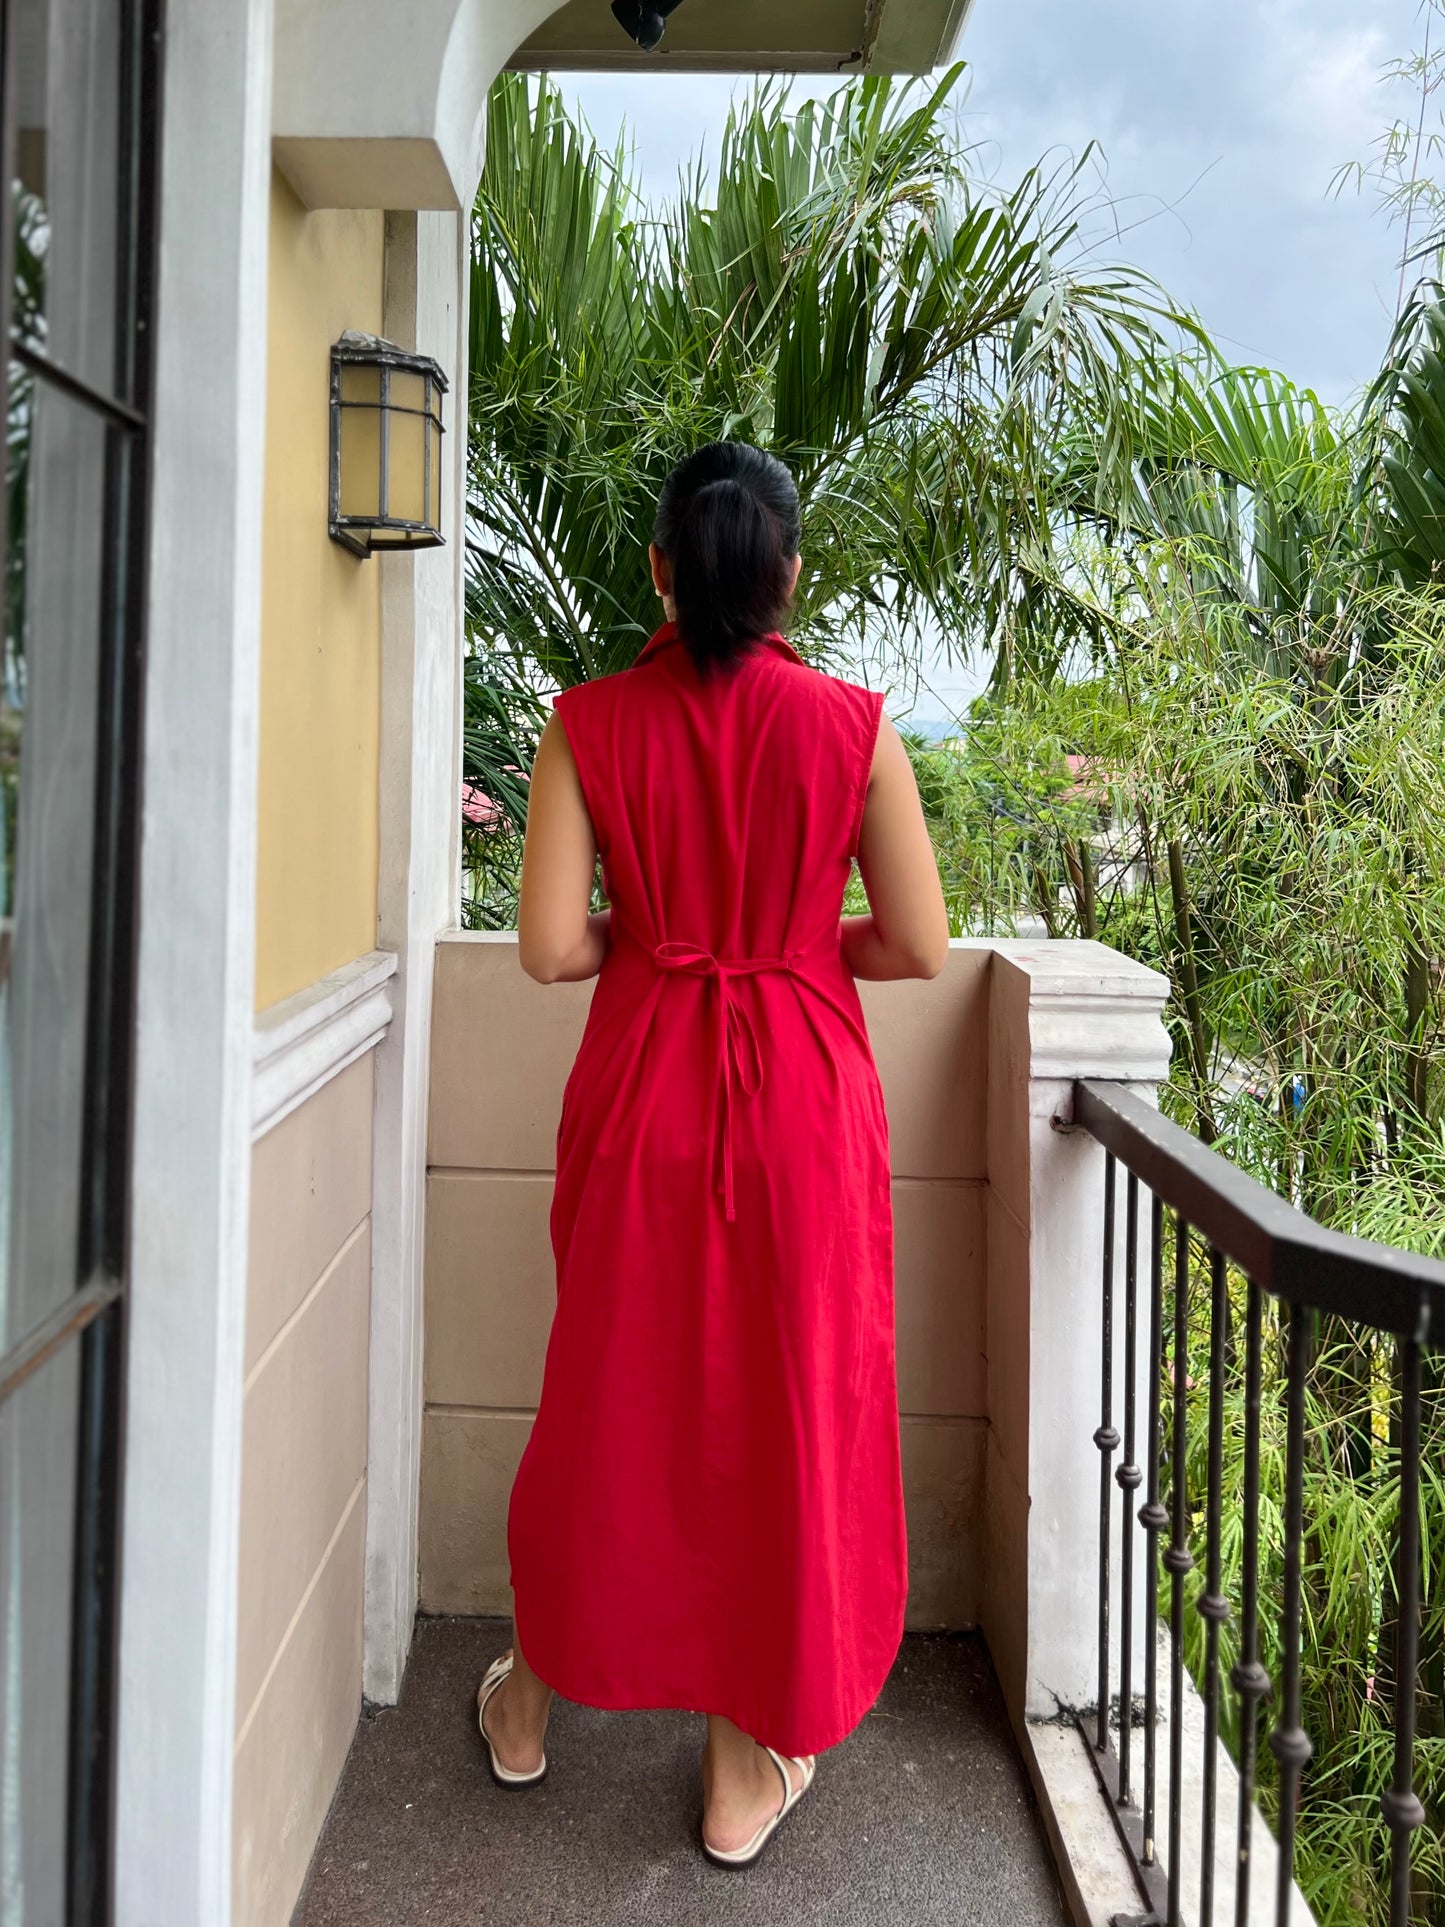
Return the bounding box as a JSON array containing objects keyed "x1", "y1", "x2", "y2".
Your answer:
[{"x1": 653, "y1": 443, "x2": 802, "y2": 677}]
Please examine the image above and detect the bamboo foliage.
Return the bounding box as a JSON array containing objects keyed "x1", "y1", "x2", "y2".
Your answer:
[{"x1": 907, "y1": 308, "x2": 1445, "y2": 1924}]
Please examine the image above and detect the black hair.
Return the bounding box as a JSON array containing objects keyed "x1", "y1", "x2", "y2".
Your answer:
[{"x1": 652, "y1": 441, "x2": 802, "y2": 678}]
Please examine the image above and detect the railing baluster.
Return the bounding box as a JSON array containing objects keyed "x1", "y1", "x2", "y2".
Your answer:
[
  {"x1": 1068, "y1": 1082, "x2": 1445, "y2": 1927},
  {"x1": 1269, "y1": 1302, "x2": 1313, "y2": 1927},
  {"x1": 1162, "y1": 1214, "x2": 1195, "y2": 1927},
  {"x1": 1117, "y1": 1172, "x2": 1143, "y2": 1805},
  {"x1": 1383, "y1": 1335, "x2": 1424, "y2": 1927},
  {"x1": 1096, "y1": 1152, "x2": 1119, "y2": 1757},
  {"x1": 1231, "y1": 1281, "x2": 1270, "y2": 1927},
  {"x1": 1138, "y1": 1191, "x2": 1168, "y2": 1868},
  {"x1": 1197, "y1": 1246, "x2": 1232, "y2": 1927}
]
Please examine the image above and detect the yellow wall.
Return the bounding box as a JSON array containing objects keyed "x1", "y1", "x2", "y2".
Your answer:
[{"x1": 255, "y1": 170, "x2": 385, "y2": 1010}]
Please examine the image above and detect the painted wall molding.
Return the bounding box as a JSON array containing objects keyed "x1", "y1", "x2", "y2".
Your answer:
[
  {"x1": 252, "y1": 949, "x2": 398, "y2": 1139},
  {"x1": 986, "y1": 937, "x2": 1172, "y2": 1089}
]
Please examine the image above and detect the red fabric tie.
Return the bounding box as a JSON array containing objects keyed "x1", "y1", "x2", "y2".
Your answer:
[{"x1": 650, "y1": 939, "x2": 799, "y2": 1222}]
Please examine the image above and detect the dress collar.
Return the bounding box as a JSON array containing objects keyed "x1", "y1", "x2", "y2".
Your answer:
[{"x1": 632, "y1": 619, "x2": 806, "y2": 669}]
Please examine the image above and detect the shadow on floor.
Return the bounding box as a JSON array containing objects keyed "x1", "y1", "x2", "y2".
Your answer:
[{"x1": 294, "y1": 1616, "x2": 1067, "y2": 1927}]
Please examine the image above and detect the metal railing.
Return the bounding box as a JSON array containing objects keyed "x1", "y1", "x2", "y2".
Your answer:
[{"x1": 1072, "y1": 1078, "x2": 1445, "y2": 1927}]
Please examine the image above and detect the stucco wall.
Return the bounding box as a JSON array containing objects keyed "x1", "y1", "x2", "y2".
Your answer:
[
  {"x1": 418, "y1": 932, "x2": 991, "y2": 1632},
  {"x1": 233, "y1": 1056, "x2": 375, "y2": 1927},
  {"x1": 254, "y1": 169, "x2": 384, "y2": 1012}
]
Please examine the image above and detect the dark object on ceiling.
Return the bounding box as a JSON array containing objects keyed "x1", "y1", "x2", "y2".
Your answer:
[{"x1": 610, "y1": 1, "x2": 686, "y2": 52}]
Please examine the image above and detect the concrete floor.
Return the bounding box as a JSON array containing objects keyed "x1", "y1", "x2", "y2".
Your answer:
[{"x1": 294, "y1": 1617, "x2": 1068, "y2": 1927}]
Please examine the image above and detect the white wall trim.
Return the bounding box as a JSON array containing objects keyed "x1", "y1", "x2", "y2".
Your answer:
[
  {"x1": 361, "y1": 206, "x2": 469, "y2": 1704},
  {"x1": 989, "y1": 937, "x2": 1172, "y2": 1087},
  {"x1": 116, "y1": 0, "x2": 276, "y2": 1920},
  {"x1": 252, "y1": 950, "x2": 397, "y2": 1138},
  {"x1": 271, "y1": 0, "x2": 571, "y2": 210}
]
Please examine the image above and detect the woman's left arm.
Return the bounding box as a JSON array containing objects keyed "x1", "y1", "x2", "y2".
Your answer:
[{"x1": 517, "y1": 711, "x2": 610, "y2": 983}]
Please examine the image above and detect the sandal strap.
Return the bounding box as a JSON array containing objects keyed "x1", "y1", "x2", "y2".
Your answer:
[
  {"x1": 762, "y1": 1745, "x2": 803, "y2": 1811},
  {"x1": 478, "y1": 1651, "x2": 513, "y2": 1708}
]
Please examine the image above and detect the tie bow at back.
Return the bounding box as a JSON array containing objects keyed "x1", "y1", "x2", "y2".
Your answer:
[{"x1": 649, "y1": 939, "x2": 801, "y2": 1219}]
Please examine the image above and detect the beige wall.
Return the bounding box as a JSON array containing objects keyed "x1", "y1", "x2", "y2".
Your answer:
[
  {"x1": 419, "y1": 933, "x2": 991, "y2": 1631},
  {"x1": 254, "y1": 169, "x2": 385, "y2": 1012},
  {"x1": 233, "y1": 1056, "x2": 375, "y2": 1927}
]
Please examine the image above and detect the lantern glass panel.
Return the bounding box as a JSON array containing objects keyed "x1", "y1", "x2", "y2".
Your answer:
[
  {"x1": 339, "y1": 362, "x2": 382, "y2": 406},
  {"x1": 389, "y1": 369, "x2": 428, "y2": 415},
  {"x1": 338, "y1": 396, "x2": 381, "y2": 520},
  {"x1": 386, "y1": 404, "x2": 427, "y2": 526},
  {"x1": 429, "y1": 414, "x2": 443, "y2": 530}
]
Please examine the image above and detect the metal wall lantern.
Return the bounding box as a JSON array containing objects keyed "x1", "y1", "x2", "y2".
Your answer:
[{"x1": 329, "y1": 330, "x2": 448, "y2": 557}]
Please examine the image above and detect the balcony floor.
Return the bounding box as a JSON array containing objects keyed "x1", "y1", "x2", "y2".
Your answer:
[{"x1": 293, "y1": 1616, "x2": 1068, "y2": 1927}]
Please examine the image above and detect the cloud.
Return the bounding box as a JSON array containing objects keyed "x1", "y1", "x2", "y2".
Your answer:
[{"x1": 957, "y1": 0, "x2": 1418, "y2": 399}]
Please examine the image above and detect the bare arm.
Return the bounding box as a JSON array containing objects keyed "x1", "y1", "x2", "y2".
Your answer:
[
  {"x1": 516, "y1": 711, "x2": 611, "y2": 983},
  {"x1": 840, "y1": 714, "x2": 950, "y2": 980}
]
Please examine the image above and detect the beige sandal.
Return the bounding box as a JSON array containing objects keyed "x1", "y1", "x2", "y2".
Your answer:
[
  {"x1": 701, "y1": 1749, "x2": 816, "y2": 1868},
  {"x1": 476, "y1": 1651, "x2": 548, "y2": 1789}
]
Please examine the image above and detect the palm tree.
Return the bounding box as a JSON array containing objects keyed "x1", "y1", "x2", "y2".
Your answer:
[{"x1": 465, "y1": 65, "x2": 1187, "y2": 683}]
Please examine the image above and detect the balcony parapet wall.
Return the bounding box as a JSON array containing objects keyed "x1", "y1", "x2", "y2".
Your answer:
[
  {"x1": 422, "y1": 932, "x2": 997, "y2": 1632},
  {"x1": 421, "y1": 931, "x2": 1173, "y2": 1696}
]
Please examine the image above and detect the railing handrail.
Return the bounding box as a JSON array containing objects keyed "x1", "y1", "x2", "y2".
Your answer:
[{"x1": 1073, "y1": 1080, "x2": 1445, "y2": 1342}]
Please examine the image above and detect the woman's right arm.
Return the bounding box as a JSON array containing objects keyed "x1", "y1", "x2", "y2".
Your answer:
[
  {"x1": 517, "y1": 712, "x2": 611, "y2": 984},
  {"x1": 840, "y1": 714, "x2": 950, "y2": 981}
]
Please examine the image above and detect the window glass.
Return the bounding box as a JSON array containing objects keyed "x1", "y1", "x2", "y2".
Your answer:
[
  {"x1": 0, "y1": 1341, "x2": 80, "y2": 1919},
  {"x1": 13, "y1": 0, "x2": 124, "y2": 401},
  {"x1": 0, "y1": 0, "x2": 151, "y2": 1912},
  {"x1": 0, "y1": 373, "x2": 107, "y2": 1354}
]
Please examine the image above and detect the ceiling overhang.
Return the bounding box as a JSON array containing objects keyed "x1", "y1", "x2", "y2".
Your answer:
[
  {"x1": 506, "y1": 0, "x2": 974, "y2": 74},
  {"x1": 271, "y1": 0, "x2": 975, "y2": 216}
]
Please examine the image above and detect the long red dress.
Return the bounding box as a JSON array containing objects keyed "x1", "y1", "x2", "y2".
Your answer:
[{"x1": 505, "y1": 619, "x2": 907, "y2": 1757}]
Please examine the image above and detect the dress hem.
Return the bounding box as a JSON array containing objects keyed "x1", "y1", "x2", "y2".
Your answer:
[{"x1": 511, "y1": 1600, "x2": 906, "y2": 1760}]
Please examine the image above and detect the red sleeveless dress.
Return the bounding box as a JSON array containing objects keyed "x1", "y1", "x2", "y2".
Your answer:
[{"x1": 505, "y1": 620, "x2": 907, "y2": 1756}]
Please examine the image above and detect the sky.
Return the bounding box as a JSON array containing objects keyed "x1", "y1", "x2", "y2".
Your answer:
[{"x1": 555, "y1": 0, "x2": 1426, "y2": 728}]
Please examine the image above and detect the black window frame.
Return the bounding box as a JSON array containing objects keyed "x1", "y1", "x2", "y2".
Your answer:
[{"x1": 0, "y1": 0, "x2": 164, "y2": 1919}]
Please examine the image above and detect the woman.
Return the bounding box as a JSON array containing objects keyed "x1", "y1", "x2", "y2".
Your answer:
[{"x1": 476, "y1": 442, "x2": 950, "y2": 1869}]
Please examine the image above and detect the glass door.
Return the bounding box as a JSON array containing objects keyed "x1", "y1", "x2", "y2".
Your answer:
[{"x1": 0, "y1": 0, "x2": 161, "y2": 1919}]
